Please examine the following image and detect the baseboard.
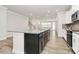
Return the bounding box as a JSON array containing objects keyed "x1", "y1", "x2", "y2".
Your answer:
[
  {"x1": 6, "y1": 35, "x2": 13, "y2": 38},
  {"x1": 62, "y1": 37, "x2": 75, "y2": 54},
  {"x1": 12, "y1": 49, "x2": 24, "y2": 54},
  {"x1": 0, "y1": 37, "x2": 7, "y2": 40},
  {"x1": 0, "y1": 35, "x2": 12, "y2": 40}
]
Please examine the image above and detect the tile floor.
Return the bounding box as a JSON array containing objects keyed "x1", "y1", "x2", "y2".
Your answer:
[{"x1": 0, "y1": 31, "x2": 73, "y2": 54}]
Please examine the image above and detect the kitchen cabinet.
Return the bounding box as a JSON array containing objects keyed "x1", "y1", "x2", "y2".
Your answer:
[
  {"x1": 62, "y1": 29, "x2": 67, "y2": 41},
  {"x1": 12, "y1": 29, "x2": 50, "y2": 54},
  {"x1": 24, "y1": 29, "x2": 50, "y2": 54},
  {"x1": 72, "y1": 32, "x2": 79, "y2": 53},
  {"x1": 64, "y1": 5, "x2": 79, "y2": 24},
  {"x1": 24, "y1": 33, "x2": 40, "y2": 54},
  {"x1": 71, "y1": 5, "x2": 79, "y2": 15},
  {"x1": 43, "y1": 30, "x2": 50, "y2": 46}
]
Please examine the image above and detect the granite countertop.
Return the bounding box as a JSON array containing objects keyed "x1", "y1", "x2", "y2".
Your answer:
[{"x1": 8, "y1": 28, "x2": 50, "y2": 34}]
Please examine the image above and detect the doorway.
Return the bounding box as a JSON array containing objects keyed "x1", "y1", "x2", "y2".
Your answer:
[{"x1": 40, "y1": 21, "x2": 56, "y2": 40}]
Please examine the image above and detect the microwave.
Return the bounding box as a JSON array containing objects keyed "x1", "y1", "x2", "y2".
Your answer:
[{"x1": 71, "y1": 10, "x2": 79, "y2": 22}]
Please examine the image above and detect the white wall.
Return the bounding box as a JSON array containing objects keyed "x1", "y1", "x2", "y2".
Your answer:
[
  {"x1": 7, "y1": 10, "x2": 28, "y2": 37},
  {"x1": 57, "y1": 10, "x2": 73, "y2": 37},
  {"x1": 7, "y1": 10, "x2": 29, "y2": 31},
  {"x1": 30, "y1": 18, "x2": 57, "y2": 30},
  {"x1": 0, "y1": 6, "x2": 7, "y2": 40},
  {"x1": 7, "y1": 10, "x2": 29, "y2": 36},
  {"x1": 63, "y1": 11, "x2": 72, "y2": 24},
  {"x1": 7, "y1": 10, "x2": 57, "y2": 37},
  {"x1": 57, "y1": 5, "x2": 79, "y2": 38},
  {"x1": 61, "y1": 5, "x2": 79, "y2": 39},
  {"x1": 56, "y1": 11, "x2": 66, "y2": 37}
]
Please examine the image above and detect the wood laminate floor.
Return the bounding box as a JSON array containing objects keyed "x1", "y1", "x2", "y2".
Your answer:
[
  {"x1": 42, "y1": 31, "x2": 73, "y2": 54},
  {"x1": 0, "y1": 37, "x2": 13, "y2": 54},
  {"x1": 0, "y1": 31, "x2": 73, "y2": 54}
]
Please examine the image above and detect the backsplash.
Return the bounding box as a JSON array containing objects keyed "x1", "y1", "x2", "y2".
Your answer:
[
  {"x1": 64, "y1": 21, "x2": 79, "y2": 31},
  {"x1": 71, "y1": 21, "x2": 79, "y2": 31}
]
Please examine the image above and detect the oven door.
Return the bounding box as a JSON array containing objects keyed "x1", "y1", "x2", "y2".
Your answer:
[{"x1": 67, "y1": 30, "x2": 72, "y2": 47}]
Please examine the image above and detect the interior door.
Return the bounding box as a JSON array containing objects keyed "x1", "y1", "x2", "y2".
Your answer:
[{"x1": 40, "y1": 21, "x2": 56, "y2": 40}]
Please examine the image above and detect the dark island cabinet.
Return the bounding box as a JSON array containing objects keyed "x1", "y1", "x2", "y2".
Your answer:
[{"x1": 24, "y1": 30, "x2": 50, "y2": 54}]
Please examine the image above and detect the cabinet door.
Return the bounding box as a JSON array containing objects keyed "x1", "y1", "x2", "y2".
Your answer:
[
  {"x1": 13, "y1": 33, "x2": 24, "y2": 54},
  {"x1": 73, "y1": 38, "x2": 77, "y2": 53},
  {"x1": 72, "y1": 37, "x2": 75, "y2": 51},
  {"x1": 39, "y1": 33, "x2": 44, "y2": 53},
  {"x1": 72, "y1": 33, "x2": 79, "y2": 53},
  {"x1": 24, "y1": 33, "x2": 39, "y2": 54},
  {"x1": 72, "y1": 33, "x2": 76, "y2": 52},
  {"x1": 75, "y1": 37, "x2": 79, "y2": 53}
]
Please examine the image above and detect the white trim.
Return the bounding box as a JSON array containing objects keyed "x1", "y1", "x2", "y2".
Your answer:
[
  {"x1": 0, "y1": 37, "x2": 7, "y2": 40},
  {"x1": 0, "y1": 6, "x2": 7, "y2": 10},
  {"x1": 0, "y1": 35, "x2": 12, "y2": 40},
  {"x1": 13, "y1": 33, "x2": 24, "y2": 54},
  {"x1": 12, "y1": 49, "x2": 24, "y2": 54},
  {"x1": 6, "y1": 34, "x2": 13, "y2": 38}
]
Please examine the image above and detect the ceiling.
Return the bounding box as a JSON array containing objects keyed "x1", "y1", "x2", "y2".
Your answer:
[{"x1": 4, "y1": 5, "x2": 71, "y2": 19}]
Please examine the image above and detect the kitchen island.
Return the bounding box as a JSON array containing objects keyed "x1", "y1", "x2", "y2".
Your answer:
[{"x1": 9, "y1": 29, "x2": 50, "y2": 54}]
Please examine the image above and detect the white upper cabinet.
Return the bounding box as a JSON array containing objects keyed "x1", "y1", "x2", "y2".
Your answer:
[
  {"x1": 71, "y1": 5, "x2": 79, "y2": 14},
  {"x1": 63, "y1": 5, "x2": 79, "y2": 24}
]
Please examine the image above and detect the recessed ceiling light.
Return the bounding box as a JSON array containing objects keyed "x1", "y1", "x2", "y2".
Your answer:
[
  {"x1": 56, "y1": 9, "x2": 58, "y2": 12},
  {"x1": 47, "y1": 10, "x2": 50, "y2": 13}
]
